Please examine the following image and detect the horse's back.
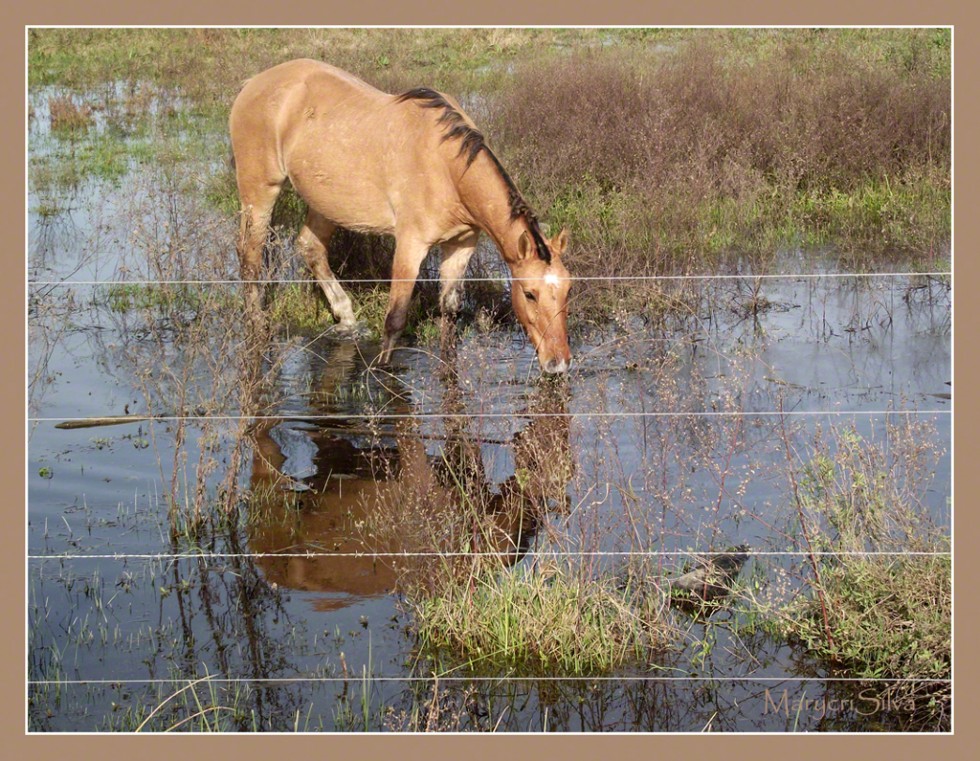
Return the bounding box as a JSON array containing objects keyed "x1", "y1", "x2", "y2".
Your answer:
[
  {"x1": 230, "y1": 59, "x2": 466, "y2": 237},
  {"x1": 230, "y1": 59, "x2": 385, "y2": 153}
]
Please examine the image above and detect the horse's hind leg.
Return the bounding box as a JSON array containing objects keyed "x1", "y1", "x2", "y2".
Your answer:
[
  {"x1": 236, "y1": 179, "x2": 283, "y2": 330},
  {"x1": 438, "y1": 232, "x2": 478, "y2": 360},
  {"x1": 379, "y1": 234, "x2": 430, "y2": 364},
  {"x1": 296, "y1": 210, "x2": 356, "y2": 329}
]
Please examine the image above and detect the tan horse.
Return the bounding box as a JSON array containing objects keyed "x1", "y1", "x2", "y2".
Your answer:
[{"x1": 229, "y1": 59, "x2": 572, "y2": 373}]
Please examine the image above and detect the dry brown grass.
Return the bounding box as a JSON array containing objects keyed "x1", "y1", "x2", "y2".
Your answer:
[
  {"x1": 48, "y1": 94, "x2": 92, "y2": 132},
  {"x1": 487, "y1": 36, "x2": 949, "y2": 277}
]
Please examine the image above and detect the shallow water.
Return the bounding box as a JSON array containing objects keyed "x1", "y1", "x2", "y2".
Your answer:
[
  {"x1": 27, "y1": 273, "x2": 950, "y2": 732},
  {"x1": 27, "y1": 88, "x2": 951, "y2": 733}
]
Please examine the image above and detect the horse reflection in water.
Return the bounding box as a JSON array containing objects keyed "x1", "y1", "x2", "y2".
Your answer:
[{"x1": 246, "y1": 341, "x2": 572, "y2": 611}]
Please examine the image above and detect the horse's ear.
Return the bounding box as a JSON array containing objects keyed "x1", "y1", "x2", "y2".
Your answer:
[
  {"x1": 514, "y1": 230, "x2": 533, "y2": 263},
  {"x1": 552, "y1": 228, "x2": 569, "y2": 257}
]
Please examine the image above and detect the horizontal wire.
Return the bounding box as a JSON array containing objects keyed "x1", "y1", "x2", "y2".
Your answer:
[
  {"x1": 28, "y1": 550, "x2": 950, "y2": 561},
  {"x1": 30, "y1": 409, "x2": 951, "y2": 424},
  {"x1": 28, "y1": 676, "x2": 950, "y2": 686},
  {"x1": 27, "y1": 271, "x2": 951, "y2": 287}
]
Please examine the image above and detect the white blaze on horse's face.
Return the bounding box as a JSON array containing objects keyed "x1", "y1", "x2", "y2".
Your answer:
[{"x1": 511, "y1": 229, "x2": 573, "y2": 375}]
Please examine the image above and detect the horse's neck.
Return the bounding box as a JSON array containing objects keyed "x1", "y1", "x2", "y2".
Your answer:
[{"x1": 455, "y1": 151, "x2": 525, "y2": 263}]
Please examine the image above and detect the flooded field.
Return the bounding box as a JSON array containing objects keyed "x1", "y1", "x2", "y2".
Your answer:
[{"x1": 27, "y1": 82, "x2": 951, "y2": 732}]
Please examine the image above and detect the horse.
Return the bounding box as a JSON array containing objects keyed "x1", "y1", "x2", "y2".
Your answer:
[{"x1": 229, "y1": 59, "x2": 572, "y2": 374}]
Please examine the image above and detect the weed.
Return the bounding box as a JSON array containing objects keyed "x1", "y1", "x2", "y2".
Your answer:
[
  {"x1": 48, "y1": 94, "x2": 93, "y2": 133},
  {"x1": 488, "y1": 33, "x2": 949, "y2": 291},
  {"x1": 766, "y1": 419, "x2": 950, "y2": 729}
]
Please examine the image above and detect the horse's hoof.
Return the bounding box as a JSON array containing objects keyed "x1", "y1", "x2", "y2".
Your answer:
[{"x1": 326, "y1": 321, "x2": 369, "y2": 339}]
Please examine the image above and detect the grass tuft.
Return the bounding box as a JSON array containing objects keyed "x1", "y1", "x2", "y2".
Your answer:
[{"x1": 412, "y1": 559, "x2": 672, "y2": 675}]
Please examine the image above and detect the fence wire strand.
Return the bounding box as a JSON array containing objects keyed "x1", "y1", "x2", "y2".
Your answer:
[{"x1": 27, "y1": 271, "x2": 952, "y2": 287}]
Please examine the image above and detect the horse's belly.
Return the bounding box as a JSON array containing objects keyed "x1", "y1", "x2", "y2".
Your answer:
[{"x1": 289, "y1": 169, "x2": 396, "y2": 234}]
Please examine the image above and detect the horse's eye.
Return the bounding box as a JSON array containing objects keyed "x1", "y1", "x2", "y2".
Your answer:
[{"x1": 524, "y1": 291, "x2": 537, "y2": 302}]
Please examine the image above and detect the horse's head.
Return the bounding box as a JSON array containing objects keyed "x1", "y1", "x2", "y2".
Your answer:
[{"x1": 509, "y1": 228, "x2": 573, "y2": 374}]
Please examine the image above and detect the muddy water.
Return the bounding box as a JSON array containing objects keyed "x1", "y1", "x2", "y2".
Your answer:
[{"x1": 28, "y1": 93, "x2": 950, "y2": 732}]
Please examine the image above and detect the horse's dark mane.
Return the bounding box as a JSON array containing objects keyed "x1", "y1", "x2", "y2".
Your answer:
[{"x1": 396, "y1": 87, "x2": 551, "y2": 264}]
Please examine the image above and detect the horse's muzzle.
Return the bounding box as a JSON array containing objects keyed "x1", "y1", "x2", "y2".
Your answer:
[{"x1": 541, "y1": 357, "x2": 571, "y2": 375}]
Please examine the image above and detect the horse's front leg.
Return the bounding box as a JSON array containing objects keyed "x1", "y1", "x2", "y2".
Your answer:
[{"x1": 379, "y1": 236, "x2": 429, "y2": 365}]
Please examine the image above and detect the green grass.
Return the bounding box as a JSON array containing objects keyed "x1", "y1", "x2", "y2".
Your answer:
[
  {"x1": 531, "y1": 166, "x2": 949, "y2": 282},
  {"x1": 267, "y1": 284, "x2": 336, "y2": 334},
  {"x1": 100, "y1": 277, "x2": 446, "y2": 345},
  {"x1": 103, "y1": 283, "x2": 233, "y2": 313},
  {"x1": 27, "y1": 28, "x2": 950, "y2": 91},
  {"x1": 267, "y1": 282, "x2": 442, "y2": 343},
  {"x1": 783, "y1": 553, "x2": 950, "y2": 679},
  {"x1": 786, "y1": 172, "x2": 950, "y2": 257},
  {"x1": 30, "y1": 132, "x2": 145, "y2": 191},
  {"x1": 30, "y1": 76, "x2": 227, "y2": 194},
  {"x1": 412, "y1": 560, "x2": 672, "y2": 675}
]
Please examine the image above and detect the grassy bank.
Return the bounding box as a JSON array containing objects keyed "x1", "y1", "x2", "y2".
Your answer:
[{"x1": 29, "y1": 27, "x2": 950, "y2": 322}]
